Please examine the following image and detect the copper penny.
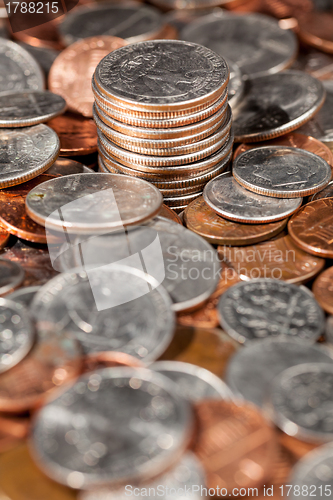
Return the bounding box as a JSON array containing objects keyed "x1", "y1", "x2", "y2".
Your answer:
[
  {"x1": 278, "y1": 431, "x2": 319, "y2": 460},
  {"x1": 49, "y1": 36, "x2": 126, "y2": 118},
  {"x1": 12, "y1": 19, "x2": 64, "y2": 51},
  {"x1": 81, "y1": 352, "x2": 144, "y2": 374},
  {"x1": 234, "y1": 132, "x2": 333, "y2": 169},
  {"x1": 184, "y1": 196, "x2": 288, "y2": 246},
  {"x1": 255, "y1": 445, "x2": 296, "y2": 499},
  {"x1": 0, "y1": 414, "x2": 29, "y2": 454},
  {"x1": 47, "y1": 113, "x2": 97, "y2": 156},
  {"x1": 0, "y1": 223, "x2": 10, "y2": 250},
  {"x1": 159, "y1": 204, "x2": 182, "y2": 225},
  {"x1": 288, "y1": 198, "x2": 333, "y2": 258},
  {"x1": 192, "y1": 400, "x2": 277, "y2": 491},
  {"x1": 312, "y1": 266, "x2": 333, "y2": 315},
  {"x1": 218, "y1": 234, "x2": 325, "y2": 285},
  {"x1": 297, "y1": 11, "x2": 333, "y2": 54}
]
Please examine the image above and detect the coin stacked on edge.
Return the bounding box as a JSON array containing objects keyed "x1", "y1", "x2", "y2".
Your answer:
[{"x1": 92, "y1": 39, "x2": 233, "y2": 212}]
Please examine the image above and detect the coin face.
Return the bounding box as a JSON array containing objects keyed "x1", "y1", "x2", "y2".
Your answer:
[
  {"x1": 30, "y1": 367, "x2": 193, "y2": 488},
  {"x1": 0, "y1": 125, "x2": 60, "y2": 188},
  {"x1": 232, "y1": 71, "x2": 325, "y2": 142},
  {"x1": 203, "y1": 172, "x2": 302, "y2": 222},
  {"x1": 0, "y1": 91, "x2": 66, "y2": 128},
  {"x1": 7, "y1": 286, "x2": 41, "y2": 309},
  {"x1": 313, "y1": 266, "x2": 333, "y2": 314},
  {"x1": 0, "y1": 39, "x2": 44, "y2": 95},
  {"x1": 25, "y1": 173, "x2": 163, "y2": 234},
  {"x1": 233, "y1": 146, "x2": 332, "y2": 198},
  {"x1": 217, "y1": 279, "x2": 325, "y2": 344},
  {"x1": 47, "y1": 113, "x2": 98, "y2": 156},
  {"x1": 31, "y1": 267, "x2": 175, "y2": 362},
  {"x1": 0, "y1": 260, "x2": 25, "y2": 295},
  {"x1": 311, "y1": 180, "x2": 333, "y2": 201},
  {"x1": 226, "y1": 338, "x2": 333, "y2": 408},
  {"x1": 181, "y1": 12, "x2": 297, "y2": 78}
]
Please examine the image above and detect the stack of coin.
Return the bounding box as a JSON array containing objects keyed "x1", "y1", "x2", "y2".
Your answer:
[{"x1": 92, "y1": 39, "x2": 233, "y2": 211}]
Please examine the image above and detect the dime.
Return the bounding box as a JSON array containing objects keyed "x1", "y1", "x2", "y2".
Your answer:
[
  {"x1": 232, "y1": 71, "x2": 325, "y2": 142},
  {"x1": 288, "y1": 199, "x2": 333, "y2": 258},
  {"x1": 31, "y1": 266, "x2": 175, "y2": 362},
  {"x1": 203, "y1": 172, "x2": 302, "y2": 223},
  {"x1": 0, "y1": 39, "x2": 44, "y2": 95},
  {"x1": 7, "y1": 285, "x2": 41, "y2": 309},
  {"x1": 49, "y1": 36, "x2": 126, "y2": 118},
  {"x1": 228, "y1": 59, "x2": 245, "y2": 109},
  {"x1": 233, "y1": 146, "x2": 332, "y2": 198},
  {"x1": 297, "y1": 11, "x2": 333, "y2": 54},
  {"x1": 25, "y1": 173, "x2": 163, "y2": 234},
  {"x1": 30, "y1": 367, "x2": 193, "y2": 488},
  {"x1": 94, "y1": 40, "x2": 229, "y2": 113},
  {"x1": 181, "y1": 12, "x2": 297, "y2": 78},
  {"x1": 150, "y1": 361, "x2": 232, "y2": 401},
  {"x1": 0, "y1": 260, "x2": 25, "y2": 295},
  {"x1": 47, "y1": 113, "x2": 98, "y2": 156},
  {"x1": 0, "y1": 224, "x2": 9, "y2": 250},
  {"x1": 0, "y1": 125, "x2": 60, "y2": 188},
  {"x1": 217, "y1": 279, "x2": 325, "y2": 344},
  {"x1": 268, "y1": 363, "x2": 333, "y2": 443},
  {"x1": 219, "y1": 234, "x2": 325, "y2": 284},
  {"x1": 311, "y1": 180, "x2": 333, "y2": 200},
  {"x1": 18, "y1": 42, "x2": 60, "y2": 78},
  {"x1": 226, "y1": 337, "x2": 333, "y2": 408},
  {"x1": 82, "y1": 352, "x2": 144, "y2": 374},
  {"x1": 313, "y1": 266, "x2": 333, "y2": 314}
]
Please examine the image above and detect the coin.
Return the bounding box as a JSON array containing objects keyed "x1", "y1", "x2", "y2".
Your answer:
[
  {"x1": 233, "y1": 71, "x2": 325, "y2": 142},
  {"x1": 159, "y1": 204, "x2": 182, "y2": 225},
  {"x1": 233, "y1": 146, "x2": 332, "y2": 198},
  {"x1": 151, "y1": 0, "x2": 248, "y2": 9},
  {"x1": 228, "y1": 59, "x2": 245, "y2": 109},
  {"x1": 25, "y1": 173, "x2": 163, "y2": 234},
  {"x1": 0, "y1": 224, "x2": 9, "y2": 250},
  {"x1": 0, "y1": 125, "x2": 60, "y2": 188},
  {"x1": 218, "y1": 234, "x2": 325, "y2": 284},
  {"x1": 0, "y1": 416, "x2": 29, "y2": 454},
  {"x1": 226, "y1": 338, "x2": 333, "y2": 408},
  {"x1": 150, "y1": 361, "x2": 232, "y2": 401},
  {"x1": 288, "y1": 198, "x2": 333, "y2": 258},
  {"x1": 326, "y1": 316, "x2": 333, "y2": 344},
  {"x1": 193, "y1": 399, "x2": 276, "y2": 491},
  {"x1": 30, "y1": 367, "x2": 194, "y2": 488},
  {"x1": 82, "y1": 352, "x2": 144, "y2": 374},
  {"x1": 217, "y1": 279, "x2": 325, "y2": 345},
  {"x1": 0, "y1": 39, "x2": 44, "y2": 95},
  {"x1": 311, "y1": 180, "x2": 333, "y2": 200},
  {"x1": 297, "y1": 11, "x2": 333, "y2": 54},
  {"x1": 0, "y1": 260, "x2": 25, "y2": 295},
  {"x1": 47, "y1": 113, "x2": 98, "y2": 156},
  {"x1": 313, "y1": 266, "x2": 333, "y2": 314},
  {"x1": 46, "y1": 158, "x2": 93, "y2": 176},
  {"x1": 18, "y1": 42, "x2": 60, "y2": 78},
  {"x1": 32, "y1": 266, "x2": 175, "y2": 362},
  {"x1": 49, "y1": 36, "x2": 127, "y2": 118},
  {"x1": 181, "y1": 12, "x2": 297, "y2": 78},
  {"x1": 7, "y1": 285, "x2": 41, "y2": 309},
  {"x1": 11, "y1": 19, "x2": 64, "y2": 51},
  {"x1": 292, "y1": 46, "x2": 333, "y2": 80},
  {"x1": 94, "y1": 40, "x2": 228, "y2": 113}
]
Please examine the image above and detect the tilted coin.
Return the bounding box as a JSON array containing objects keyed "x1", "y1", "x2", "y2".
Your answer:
[
  {"x1": 31, "y1": 266, "x2": 175, "y2": 362},
  {"x1": 226, "y1": 338, "x2": 333, "y2": 408},
  {"x1": 292, "y1": 46, "x2": 333, "y2": 80},
  {"x1": 18, "y1": 42, "x2": 60, "y2": 78},
  {"x1": 203, "y1": 172, "x2": 302, "y2": 223},
  {"x1": 0, "y1": 39, "x2": 44, "y2": 95},
  {"x1": 288, "y1": 199, "x2": 333, "y2": 258},
  {"x1": 232, "y1": 71, "x2": 325, "y2": 142},
  {"x1": 94, "y1": 40, "x2": 229, "y2": 113},
  {"x1": 0, "y1": 260, "x2": 25, "y2": 295},
  {"x1": 297, "y1": 11, "x2": 333, "y2": 54},
  {"x1": 227, "y1": 59, "x2": 245, "y2": 109},
  {"x1": 0, "y1": 125, "x2": 60, "y2": 188},
  {"x1": 313, "y1": 266, "x2": 333, "y2": 315},
  {"x1": 185, "y1": 196, "x2": 288, "y2": 245},
  {"x1": 0, "y1": 224, "x2": 9, "y2": 250},
  {"x1": 11, "y1": 19, "x2": 63, "y2": 51},
  {"x1": 30, "y1": 367, "x2": 194, "y2": 488},
  {"x1": 233, "y1": 146, "x2": 332, "y2": 198},
  {"x1": 0, "y1": 298, "x2": 34, "y2": 373},
  {"x1": 311, "y1": 180, "x2": 333, "y2": 201},
  {"x1": 159, "y1": 205, "x2": 182, "y2": 225},
  {"x1": 217, "y1": 279, "x2": 325, "y2": 344},
  {"x1": 25, "y1": 173, "x2": 163, "y2": 234},
  {"x1": 7, "y1": 286, "x2": 41, "y2": 309},
  {"x1": 150, "y1": 361, "x2": 232, "y2": 401},
  {"x1": 181, "y1": 12, "x2": 297, "y2": 78},
  {"x1": 163, "y1": 192, "x2": 202, "y2": 209},
  {"x1": 47, "y1": 113, "x2": 97, "y2": 157},
  {"x1": 0, "y1": 91, "x2": 66, "y2": 128}
]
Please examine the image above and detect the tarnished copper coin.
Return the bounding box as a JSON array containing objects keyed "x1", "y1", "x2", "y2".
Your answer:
[
  {"x1": 288, "y1": 198, "x2": 333, "y2": 258},
  {"x1": 0, "y1": 224, "x2": 9, "y2": 250},
  {"x1": 81, "y1": 352, "x2": 144, "y2": 374},
  {"x1": 159, "y1": 204, "x2": 182, "y2": 225},
  {"x1": 297, "y1": 11, "x2": 333, "y2": 54},
  {"x1": 12, "y1": 19, "x2": 64, "y2": 51},
  {"x1": 193, "y1": 399, "x2": 276, "y2": 491},
  {"x1": 47, "y1": 113, "x2": 98, "y2": 156},
  {"x1": 313, "y1": 266, "x2": 333, "y2": 315}
]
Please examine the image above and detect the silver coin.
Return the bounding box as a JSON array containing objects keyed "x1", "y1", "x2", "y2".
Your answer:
[
  {"x1": 218, "y1": 279, "x2": 325, "y2": 345},
  {"x1": 268, "y1": 363, "x2": 333, "y2": 443},
  {"x1": 326, "y1": 316, "x2": 333, "y2": 344},
  {"x1": 233, "y1": 146, "x2": 332, "y2": 198},
  {"x1": 0, "y1": 297, "x2": 34, "y2": 373},
  {"x1": 163, "y1": 7, "x2": 225, "y2": 33},
  {"x1": 180, "y1": 12, "x2": 297, "y2": 79},
  {"x1": 0, "y1": 39, "x2": 44, "y2": 95},
  {"x1": 18, "y1": 43, "x2": 60, "y2": 78},
  {"x1": 79, "y1": 452, "x2": 206, "y2": 500},
  {"x1": 226, "y1": 338, "x2": 333, "y2": 408},
  {"x1": 30, "y1": 367, "x2": 193, "y2": 488},
  {"x1": 150, "y1": 361, "x2": 232, "y2": 401},
  {"x1": 311, "y1": 180, "x2": 333, "y2": 201},
  {"x1": 203, "y1": 171, "x2": 302, "y2": 223},
  {"x1": 0, "y1": 259, "x2": 25, "y2": 295},
  {"x1": 94, "y1": 40, "x2": 229, "y2": 111},
  {"x1": 31, "y1": 266, "x2": 175, "y2": 361},
  {"x1": 46, "y1": 158, "x2": 93, "y2": 176},
  {"x1": 227, "y1": 59, "x2": 245, "y2": 109},
  {"x1": 0, "y1": 124, "x2": 60, "y2": 188},
  {"x1": 0, "y1": 91, "x2": 66, "y2": 127},
  {"x1": 232, "y1": 71, "x2": 325, "y2": 142},
  {"x1": 25, "y1": 173, "x2": 163, "y2": 234},
  {"x1": 7, "y1": 285, "x2": 41, "y2": 309}
]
